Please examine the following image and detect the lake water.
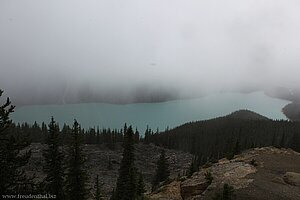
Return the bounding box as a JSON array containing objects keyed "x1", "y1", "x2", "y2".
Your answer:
[{"x1": 11, "y1": 91, "x2": 290, "y2": 132}]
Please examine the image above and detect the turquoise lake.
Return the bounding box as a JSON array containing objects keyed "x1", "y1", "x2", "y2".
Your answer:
[{"x1": 11, "y1": 92, "x2": 290, "y2": 132}]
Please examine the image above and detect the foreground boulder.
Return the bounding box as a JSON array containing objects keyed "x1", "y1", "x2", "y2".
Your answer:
[
  {"x1": 150, "y1": 181, "x2": 182, "y2": 200},
  {"x1": 148, "y1": 147, "x2": 300, "y2": 200},
  {"x1": 180, "y1": 172, "x2": 210, "y2": 200},
  {"x1": 283, "y1": 172, "x2": 300, "y2": 186}
]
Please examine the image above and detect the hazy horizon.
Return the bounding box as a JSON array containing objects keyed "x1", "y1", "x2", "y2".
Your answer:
[{"x1": 1, "y1": 0, "x2": 300, "y2": 105}]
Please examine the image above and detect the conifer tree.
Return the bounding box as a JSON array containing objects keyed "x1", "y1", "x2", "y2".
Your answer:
[
  {"x1": 280, "y1": 133, "x2": 286, "y2": 148},
  {"x1": 107, "y1": 156, "x2": 113, "y2": 170},
  {"x1": 0, "y1": 90, "x2": 32, "y2": 194},
  {"x1": 152, "y1": 149, "x2": 170, "y2": 189},
  {"x1": 136, "y1": 172, "x2": 146, "y2": 199},
  {"x1": 110, "y1": 189, "x2": 116, "y2": 200},
  {"x1": 289, "y1": 132, "x2": 300, "y2": 152},
  {"x1": 187, "y1": 155, "x2": 199, "y2": 177},
  {"x1": 213, "y1": 183, "x2": 235, "y2": 200},
  {"x1": 41, "y1": 122, "x2": 48, "y2": 143},
  {"x1": 113, "y1": 125, "x2": 137, "y2": 200},
  {"x1": 61, "y1": 123, "x2": 72, "y2": 144},
  {"x1": 233, "y1": 139, "x2": 241, "y2": 155},
  {"x1": 144, "y1": 126, "x2": 150, "y2": 144},
  {"x1": 65, "y1": 120, "x2": 88, "y2": 200},
  {"x1": 222, "y1": 184, "x2": 235, "y2": 200},
  {"x1": 134, "y1": 128, "x2": 140, "y2": 143},
  {"x1": 94, "y1": 175, "x2": 102, "y2": 200},
  {"x1": 0, "y1": 90, "x2": 15, "y2": 132},
  {"x1": 271, "y1": 133, "x2": 276, "y2": 146},
  {"x1": 43, "y1": 117, "x2": 65, "y2": 199}
]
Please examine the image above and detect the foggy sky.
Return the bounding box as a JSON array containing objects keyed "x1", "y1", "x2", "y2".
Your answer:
[{"x1": 1, "y1": 0, "x2": 300, "y2": 105}]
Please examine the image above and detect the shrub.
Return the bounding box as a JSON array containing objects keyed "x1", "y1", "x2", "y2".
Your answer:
[
  {"x1": 204, "y1": 171, "x2": 213, "y2": 184},
  {"x1": 212, "y1": 183, "x2": 236, "y2": 200},
  {"x1": 249, "y1": 159, "x2": 258, "y2": 167}
]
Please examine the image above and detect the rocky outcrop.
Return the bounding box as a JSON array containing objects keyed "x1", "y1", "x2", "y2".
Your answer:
[
  {"x1": 150, "y1": 181, "x2": 182, "y2": 200},
  {"x1": 149, "y1": 155, "x2": 257, "y2": 200},
  {"x1": 180, "y1": 172, "x2": 210, "y2": 200},
  {"x1": 283, "y1": 172, "x2": 300, "y2": 186},
  {"x1": 148, "y1": 147, "x2": 300, "y2": 200},
  {"x1": 179, "y1": 162, "x2": 256, "y2": 200}
]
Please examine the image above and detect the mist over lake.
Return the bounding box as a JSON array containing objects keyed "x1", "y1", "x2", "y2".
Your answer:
[{"x1": 12, "y1": 91, "x2": 290, "y2": 132}]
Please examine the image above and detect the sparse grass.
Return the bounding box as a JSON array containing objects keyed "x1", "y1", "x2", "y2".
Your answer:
[
  {"x1": 204, "y1": 170, "x2": 213, "y2": 184},
  {"x1": 202, "y1": 162, "x2": 212, "y2": 169},
  {"x1": 226, "y1": 152, "x2": 234, "y2": 160}
]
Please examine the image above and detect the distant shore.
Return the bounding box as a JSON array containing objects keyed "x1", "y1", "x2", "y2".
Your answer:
[{"x1": 282, "y1": 103, "x2": 300, "y2": 121}]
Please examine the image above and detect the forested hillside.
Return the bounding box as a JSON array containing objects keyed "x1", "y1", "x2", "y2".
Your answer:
[
  {"x1": 7, "y1": 110, "x2": 300, "y2": 165},
  {"x1": 145, "y1": 110, "x2": 300, "y2": 165}
]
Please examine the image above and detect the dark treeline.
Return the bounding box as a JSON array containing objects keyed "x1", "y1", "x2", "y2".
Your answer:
[
  {"x1": 4, "y1": 122, "x2": 127, "y2": 147},
  {"x1": 5, "y1": 110, "x2": 300, "y2": 162},
  {"x1": 4, "y1": 122, "x2": 156, "y2": 150},
  {"x1": 145, "y1": 110, "x2": 300, "y2": 166}
]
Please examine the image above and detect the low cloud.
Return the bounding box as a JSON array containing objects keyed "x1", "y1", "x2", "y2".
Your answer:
[{"x1": 1, "y1": 0, "x2": 300, "y2": 105}]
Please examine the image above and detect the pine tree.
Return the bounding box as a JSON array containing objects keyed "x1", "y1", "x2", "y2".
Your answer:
[
  {"x1": 94, "y1": 175, "x2": 102, "y2": 200},
  {"x1": 134, "y1": 128, "x2": 140, "y2": 143},
  {"x1": 110, "y1": 189, "x2": 116, "y2": 200},
  {"x1": 107, "y1": 156, "x2": 113, "y2": 170},
  {"x1": 271, "y1": 133, "x2": 276, "y2": 146},
  {"x1": 144, "y1": 126, "x2": 150, "y2": 144},
  {"x1": 61, "y1": 123, "x2": 72, "y2": 144},
  {"x1": 113, "y1": 126, "x2": 137, "y2": 200},
  {"x1": 136, "y1": 172, "x2": 146, "y2": 199},
  {"x1": 41, "y1": 122, "x2": 48, "y2": 143},
  {"x1": 289, "y1": 132, "x2": 300, "y2": 152},
  {"x1": 280, "y1": 133, "x2": 285, "y2": 148},
  {"x1": 213, "y1": 183, "x2": 235, "y2": 200},
  {"x1": 0, "y1": 90, "x2": 32, "y2": 194},
  {"x1": 0, "y1": 90, "x2": 15, "y2": 132},
  {"x1": 65, "y1": 120, "x2": 88, "y2": 200},
  {"x1": 152, "y1": 150, "x2": 170, "y2": 189},
  {"x1": 233, "y1": 139, "x2": 241, "y2": 155},
  {"x1": 42, "y1": 117, "x2": 65, "y2": 199},
  {"x1": 222, "y1": 184, "x2": 235, "y2": 200},
  {"x1": 187, "y1": 155, "x2": 199, "y2": 177}
]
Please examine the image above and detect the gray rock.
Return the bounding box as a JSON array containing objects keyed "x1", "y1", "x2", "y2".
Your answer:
[
  {"x1": 180, "y1": 173, "x2": 209, "y2": 200},
  {"x1": 283, "y1": 172, "x2": 300, "y2": 186}
]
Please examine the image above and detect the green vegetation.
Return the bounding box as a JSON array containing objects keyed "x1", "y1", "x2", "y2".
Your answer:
[
  {"x1": 187, "y1": 155, "x2": 201, "y2": 177},
  {"x1": 42, "y1": 117, "x2": 65, "y2": 199},
  {"x1": 205, "y1": 171, "x2": 213, "y2": 184},
  {"x1": 113, "y1": 125, "x2": 145, "y2": 200},
  {"x1": 290, "y1": 132, "x2": 300, "y2": 152},
  {"x1": 113, "y1": 125, "x2": 137, "y2": 200},
  {"x1": 0, "y1": 90, "x2": 32, "y2": 195},
  {"x1": 136, "y1": 173, "x2": 146, "y2": 200},
  {"x1": 212, "y1": 183, "x2": 236, "y2": 200},
  {"x1": 65, "y1": 120, "x2": 89, "y2": 200},
  {"x1": 9, "y1": 111, "x2": 300, "y2": 163},
  {"x1": 94, "y1": 175, "x2": 103, "y2": 200},
  {"x1": 152, "y1": 150, "x2": 170, "y2": 190},
  {"x1": 144, "y1": 111, "x2": 300, "y2": 163}
]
